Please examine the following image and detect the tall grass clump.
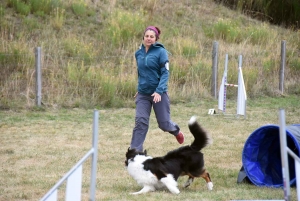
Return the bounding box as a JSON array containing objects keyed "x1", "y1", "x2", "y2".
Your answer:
[
  {"x1": 0, "y1": 5, "x2": 5, "y2": 16},
  {"x1": 29, "y1": 0, "x2": 62, "y2": 15},
  {"x1": 173, "y1": 37, "x2": 199, "y2": 56},
  {"x1": 7, "y1": 0, "x2": 62, "y2": 16},
  {"x1": 7, "y1": 0, "x2": 30, "y2": 15},
  {"x1": 289, "y1": 58, "x2": 300, "y2": 71},
  {"x1": 63, "y1": 36, "x2": 95, "y2": 65},
  {"x1": 50, "y1": 7, "x2": 65, "y2": 31},
  {"x1": 0, "y1": 47, "x2": 34, "y2": 83},
  {"x1": 203, "y1": 18, "x2": 273, "y2": 45},
  {"x1": 63, "y1": 62, "x2": 133, "y2": 108},
  {"x1": 107, "y1": 9, "x2": 146, "y2": 47},
  {"x1": 169, "y1": 55, "x2": 212, "y2": 101},
  {"x1": 246, "y1": 24, "x2": 270, "y2": 45},
  {"x1": 0, "y1": 45, "x2": 35, "y2": 108},
  {"x1": 203, "y1": 19, "x2": 243, "y2": 43},
  {"x1": 71, "y1": 0, "x2": 86, "y2": 17}
]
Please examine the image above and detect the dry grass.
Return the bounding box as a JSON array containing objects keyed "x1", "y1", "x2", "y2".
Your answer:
[{"x1": 0, "y1": 96, "x2": 299, "y2": 200}]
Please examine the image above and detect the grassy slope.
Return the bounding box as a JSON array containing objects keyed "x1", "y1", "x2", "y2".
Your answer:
[{"x1": 0, "y1": 0, "x2": 299, "y2": 109}]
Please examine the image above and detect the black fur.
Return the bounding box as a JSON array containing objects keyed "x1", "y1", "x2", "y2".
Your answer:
[{"x1": 125, "y1": 116, "x2": 213, "y2": 194}]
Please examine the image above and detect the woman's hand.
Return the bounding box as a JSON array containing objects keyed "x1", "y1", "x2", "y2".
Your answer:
[{"x1": 151, "y1": 92, "x2": 161, "y2": 103}]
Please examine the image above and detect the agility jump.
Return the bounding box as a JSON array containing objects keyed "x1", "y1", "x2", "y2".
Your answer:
[{"x1": 217, "y1": 54, "x2": 247, "y2": 118}]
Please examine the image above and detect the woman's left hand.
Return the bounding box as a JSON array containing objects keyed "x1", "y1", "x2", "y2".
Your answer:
[{"x1": 151, "y1": 92, "x2": 161, "y2": 103}]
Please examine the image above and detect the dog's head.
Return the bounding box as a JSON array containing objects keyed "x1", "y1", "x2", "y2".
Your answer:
[{"x1": 125, "y1": 147, "x2": 147, "y2": 166}]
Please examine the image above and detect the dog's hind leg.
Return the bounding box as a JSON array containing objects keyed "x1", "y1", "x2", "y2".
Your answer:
[
  {"x1": 130, "y1": 185, "x2": 155, "y2": 195},
  {"x1": 200, "y1": 170, "x2": 213, "y2": 190},
  {"x1": 183, "y1": 176, "x2": 194, "y2": 188},
  {"x1": 160, "y1": 174, "x2": 180, "y2": 194}
]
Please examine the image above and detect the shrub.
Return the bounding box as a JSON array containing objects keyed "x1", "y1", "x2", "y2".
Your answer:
[
  {"x1": 173, "y1": 37, "x2": 198, "y2": 57},
  {"x1": 71, "y1": 1, "x2": 86, "y2": 17},
  {"x1": 247, "y1": 25, "x2": 270, "y2": 45},
  {"x1": 16, "y1": 1, "x2": 30, "y2": 15},
  {"x1": 63, "y1": 37, "x2": 95, "y2": 65}
]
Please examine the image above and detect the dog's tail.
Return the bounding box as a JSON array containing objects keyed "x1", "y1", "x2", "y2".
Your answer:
[{"x1": 188, "y1": 116, "x2": 212, "y2": 151}]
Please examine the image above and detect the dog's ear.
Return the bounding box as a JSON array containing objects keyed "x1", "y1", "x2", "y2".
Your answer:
[{"x1": 144, "y1": 149, "x2": 147, "y2": 155}]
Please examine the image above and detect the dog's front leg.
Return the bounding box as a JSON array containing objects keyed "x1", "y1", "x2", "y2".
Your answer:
[
  {"x1": 160, "y1": 175, "x2": 180, "y2": 194},
  {"x1": 131, "y1": 185, "x2": 155, "y2": 195}
]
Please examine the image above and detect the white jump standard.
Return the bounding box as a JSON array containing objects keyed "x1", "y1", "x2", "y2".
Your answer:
[{"x1": 217, "y1": 54, "x2": 247, "y2": 118}]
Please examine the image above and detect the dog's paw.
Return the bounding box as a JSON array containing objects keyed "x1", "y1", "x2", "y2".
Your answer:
[
  {"x1": 130, "y1": 192, "x2": 140, "y2": 195},
  {"x1": 183, "y1": 182, "x2": 190, "y2": 188},
  {"x1": 183, "y1": 177, "x2": 193, "y2": 188},
  {"x1": 207, "y1": 182, "x2": 213, "y2": 190},
  {"x1": 170, "y1": 188, "x2": 180, "y2": 194}
]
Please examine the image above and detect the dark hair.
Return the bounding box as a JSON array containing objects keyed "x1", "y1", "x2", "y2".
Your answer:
[{"x1": 144, "y1": 26, "x2": 161, "y2": 40}]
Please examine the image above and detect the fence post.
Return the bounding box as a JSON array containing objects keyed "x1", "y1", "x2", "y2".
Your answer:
[
  {"x1": 35, "y1": 47, "x2": 42, "y2": 106},
  {"x1": 279, "y1": 41, "x2": 286, "y2": 94},
  {"x1": 211, "y1": 41, "x2": 219, "y2": 99}
]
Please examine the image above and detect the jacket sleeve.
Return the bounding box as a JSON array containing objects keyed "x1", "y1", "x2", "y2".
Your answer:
[{"x1": 155, "y1": 48, "x2": 169, "y2": 95}]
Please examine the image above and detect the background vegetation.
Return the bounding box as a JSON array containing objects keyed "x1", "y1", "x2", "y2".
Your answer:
[
  {"x1": 0, "y1": 0, "x2": 299, "y2": 109},
  {"x1": 215, "y1": 0, "x2": 300, "y2": 29}
]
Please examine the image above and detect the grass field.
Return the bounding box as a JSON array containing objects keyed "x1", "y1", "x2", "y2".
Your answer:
[{"x1": 0, "y1": 96, "x2": 299, "y2": 201}]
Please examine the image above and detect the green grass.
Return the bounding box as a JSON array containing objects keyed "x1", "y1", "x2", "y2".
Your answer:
[{"x1": 0, "y1": 96, "x2": 299, "y2": 200}]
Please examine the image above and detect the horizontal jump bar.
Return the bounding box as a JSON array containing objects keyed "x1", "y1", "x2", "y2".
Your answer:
[{"x1": 225, "y1": 83, "x2": 238, "y2": 87}]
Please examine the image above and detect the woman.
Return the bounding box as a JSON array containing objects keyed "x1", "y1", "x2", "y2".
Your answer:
[{"x1": 130, "y1": 26, "x2": 184, "y2": 151}]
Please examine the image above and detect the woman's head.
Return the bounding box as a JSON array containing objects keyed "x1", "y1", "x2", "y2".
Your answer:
[
  {"x1": 143, "y1": 26, "x2": 160, "y2": 48},
  {"x1": 143, "y1": 26, "x2": 161, "y2": 42},
  {"x1": 144, "y1": 26, "x2": 160, "y2": 40}
]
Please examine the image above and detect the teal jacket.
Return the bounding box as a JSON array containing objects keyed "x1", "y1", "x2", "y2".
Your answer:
[{"x1": 135, "y1": 42, "x2": 169, "y2": 95}]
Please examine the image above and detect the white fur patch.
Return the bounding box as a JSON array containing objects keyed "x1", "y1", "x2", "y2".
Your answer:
[
  {"x1": 207, "y1": 182, "x2": 213, "y2": 190},
  {"x1": 127, "y1": 155, "x2": 156, "y2": 187},
  {"x1": 188, "y1": 115, "x2": 197, "y2": 125},
  {"x1": 127, "y1": 155, "x2": 180, "y2": 194},
  {"x1": 160, "y1": 174, "x2": 180, "y2": 194}
]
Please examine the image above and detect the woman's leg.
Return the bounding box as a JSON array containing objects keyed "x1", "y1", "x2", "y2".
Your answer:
[
  {"x1": 130, "y1": 94, "x2": 152, "y2": 151},
  {"x1": 153, "y1": 93, "x2": 180, "y2": 135}
]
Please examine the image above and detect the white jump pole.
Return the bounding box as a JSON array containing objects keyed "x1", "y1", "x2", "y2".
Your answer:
[
  {"x1": 217, "y1": 54, "x2": 247, "y2": 118},
  {"x1": 218, "y1": 54, "x2": 228, "y2": 113},
  {"x1": 236, "y1": 55, "x2": 247, "y2": 117}
]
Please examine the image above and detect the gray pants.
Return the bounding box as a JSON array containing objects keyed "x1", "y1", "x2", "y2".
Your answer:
[{"x1": 130, "y1": 93, "x2": 180, "y2": 151}]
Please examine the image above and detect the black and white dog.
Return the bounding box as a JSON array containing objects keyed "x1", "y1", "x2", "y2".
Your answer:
[{"x1": 125, "y1": 116, "x2": 213, "y2": 195}]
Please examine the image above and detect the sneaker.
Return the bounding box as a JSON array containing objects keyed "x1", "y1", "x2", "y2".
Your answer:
[{"x1": 175, "y1": 131, "x2": 184, "y2": 144}]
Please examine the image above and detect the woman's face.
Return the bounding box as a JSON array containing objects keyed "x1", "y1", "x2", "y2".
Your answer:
[{"x1": 143, "y1": 30, "x2": 156, "y2": 47}]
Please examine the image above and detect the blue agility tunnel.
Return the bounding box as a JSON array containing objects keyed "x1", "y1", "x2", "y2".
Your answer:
[{"x1": 238, "y1": 124, "x2": 300, "y2": 187}]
